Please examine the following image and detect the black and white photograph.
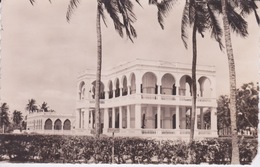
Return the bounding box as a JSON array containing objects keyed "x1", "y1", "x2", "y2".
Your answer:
[{"x1": 0, "y1": 0, "x2": 259, "y2": 165}]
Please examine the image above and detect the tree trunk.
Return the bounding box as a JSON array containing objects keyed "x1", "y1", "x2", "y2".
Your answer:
[
  {"x1": 221, "y1": 0, "x2": 240, "y2": 164},
  {"x1": 95, "y1": 4, "x2": 102, "y2": 138},
  {"x1": 190, "y1": 17, "x2": 197, "y2": 142},
  {"x1": 0, "y1": 1, "x2": 2, "y2": 105},
  {"x1": 189, "y1": 18, "x2": 197, "y2": 164}
]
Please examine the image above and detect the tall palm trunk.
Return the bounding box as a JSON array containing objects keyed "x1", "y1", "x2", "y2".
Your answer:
[
  {"x1": 221, "y1": 0, "x2": 239, "y2": 164},
  {"x1": 189, "y1": 18, "x2": 197, "y2": 163},
  {"x1": 0, "y1": 1, "x2": 2, "y2": 133},
  {"x1": 0, "y1": 1, "x2": 2, "y2": 105},
  {"x1": 190, "y1": 20, "x2": 197, "y2": 141},
  {"x1": 95, "y1": 4, "x2": 102, "y2": 138}
]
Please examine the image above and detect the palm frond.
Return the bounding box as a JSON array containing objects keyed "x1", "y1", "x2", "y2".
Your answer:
[
  {"x1": 29, "y1": 0, "x2": 35, "y2": 5},
  {"x1": 135, "y1": 0, "x2": 143, "y2": 8},
  {"x1": 181, "y1": 2, "x2": 190, "y2": 49},
  {"x1": 102, "y1": 0, "x2": 124, "y2": 37},
  {"x1": 66, "y1": 0, "x2": 81, "y2": 22},
  {"x1": 207, "y1": 3, "x2": 224, "y2": 50},
  {"x1": 208, "y1": 0, "x2": 222, "y2": 13},
  {"x1": 149, "y1": 0, "x2": 176, "y2": 29},
  {"x1": 117, "y1": 0, "x2": 137, "y2": 42},
  {"x1": 239, "y1": 0, "x2": 260, "y2": 25},
  {"x1": 195, "y1": 3, "x2": 208, "y2": 38},
  {"x1": 227, "y1": 2, "x2": 248, "y2": 37},
  {"x1": 29, "y1": 0, "x2": 52, "y2": 5},
  {"x1": 98, "y1": 3, "x2": 108, "y2": 27}
]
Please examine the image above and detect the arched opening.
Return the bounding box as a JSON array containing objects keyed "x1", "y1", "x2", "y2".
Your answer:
[
  {"x1": 142, "y1": 72, "x2": 157, "y2": 94},
  {"x1": 115, "y1": 78, "x2": 120, "y2": 97},
  {"x1": 179, "y1": 75, "x2": 192, "y2": 96},
  {"x1": 92, "y1": 81, "x2": 105, "y2": 99},
  {"x1": 198, "y1": 77, "x2": 212, "y2": 97},
  {"x1": 63, "y1": 119, "x2": 71, "y2": 130},
  {"x1": 44, "y1": 119, "x2": 52, "y2": 130},
  {"x1": 130, "y1": 73, "x2": 136, "y2": 94},
  {"x1": 54, "y1": 119, "x2": 62, "y2": 130},
  {"x1": 108, "y1": 80, "x2": 113, "y2": 99},
  {"x1": 161, "y1": 73, "x2": 176, "y2": 95},
  {"x1": 79, "y1": 81, "x2": 85, "y2": 100},
  {"x1": 122, "y1": 76, "x2": 128, "y2": 96}
]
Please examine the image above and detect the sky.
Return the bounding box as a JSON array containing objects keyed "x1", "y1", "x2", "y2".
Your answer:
[{"x1": 1, "y1": 0, "x2": 259, "y2": 115}]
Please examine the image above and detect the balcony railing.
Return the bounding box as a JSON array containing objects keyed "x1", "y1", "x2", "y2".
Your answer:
[{"x1": 78, "y1": 93, "x2": 215, "y2": 106}]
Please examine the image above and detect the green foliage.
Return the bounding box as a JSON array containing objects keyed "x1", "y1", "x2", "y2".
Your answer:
[
  {"x1": 217, "y1": 82, "x2": 259, "y2": 134},
  {"x1": 0, "y1": 134, "x2": 258, "y2": 164},
  {"x1": 12, "y1": 110, "x2": 23, "y2": 127}
]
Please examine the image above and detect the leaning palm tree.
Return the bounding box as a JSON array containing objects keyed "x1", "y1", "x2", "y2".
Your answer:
[
  {"x1": 26, "y1": 99, "x2": 38, "y2": 113},
  {"x1": 0, "y1": 103, "x2": 10, "y2": 133},
  {"x1": 66, "y1": 0, "x2": 140, "y2": 138}
]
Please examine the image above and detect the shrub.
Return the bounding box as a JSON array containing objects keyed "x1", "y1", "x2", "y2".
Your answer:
[{"x1": 0, "y1": 134, "x2": 257, "y2": 164}]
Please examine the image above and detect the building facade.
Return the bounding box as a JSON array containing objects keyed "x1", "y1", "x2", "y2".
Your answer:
[
  {"x1": 75, "y1": 59, "x2": 218, "y2": 139},
  {"x1": 26, "y1": 111, "x2": 75, "y2": 135}
]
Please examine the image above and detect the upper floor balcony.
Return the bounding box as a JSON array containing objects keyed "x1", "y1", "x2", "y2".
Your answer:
[
  {"x1": 76, "y1": 59, "x2": 217, "y2": 108},
  {"x1": 76, "y1": 92, "x2": 217, "y2": 109}
]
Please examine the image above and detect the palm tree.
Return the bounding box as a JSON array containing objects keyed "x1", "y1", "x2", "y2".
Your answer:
[
  {"x1": 149, "y1": 0, "x2": 223, "y2": 141},
  {"x1": 66, "y1": 0, "x2": 140, "y2": 138},
  {"x1": 0, "y1": 103, "x2": 10, "y2": 133},
  {"x1": 12, "y1": 110, "x2": 23, "y2": 128},
  {"x1": 40, "y1": 102, "x2": 49, "y2": 112},
  {"x1": 26, "y1": 99, "x2": 38, "y2": 113},
  {"x1": 217, "y1": 0, "x2": 259, "y2": 164},
  {"x1": 0, "y1": 0, "x2": 2, "y2": 105}
]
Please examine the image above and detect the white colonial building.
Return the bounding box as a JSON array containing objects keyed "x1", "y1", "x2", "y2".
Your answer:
[
  {"x1": 75, "y1": 59, "x2": 218, "y2": 139},
  {"x1": 26, "y1": 111, "x2": 75, "y2": 135}
]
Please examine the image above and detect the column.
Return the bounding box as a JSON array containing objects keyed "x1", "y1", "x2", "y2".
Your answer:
[
  {"x1": 127, "y1": 85, "x2": 131, "y2": 95},
  {"x1": 175, "y1": 84, "x2": 180, "y2": 96},
  {"x1": 127, "y1": 105, "x2": 131, "y2": 129},
  {"x1": 104, "y1": 108, "x2": 109, "y2": 132},
  {"x1": 120, "y1": 87, "x2": 123, "y2": 96},
  {"x1": 157, "y1": 84, "x2": 161, "y2": 94},
  {"x1": 112, "y1": 107, "x2": 115, "y2": 128},
  {"x1": 176, "y1": 106, "x2": 180, "y2": 130},
  {"x1": 113, "y1": 89, "x2": 116, "y2": 98},
  {"x1": 211, "y1": 108, "x2": 217, "y2": 131},
  {"x1": 42, "y1": 119, "x2": 44, "y2": 130},
  {"x1": 135, "y1": 104, "x2": 141, "y2": 129},
  {"x1": 136, "y1": 77, "x2": 141, "y2": 94},
  {"x1": 119, "y1": 106, "x2": 122, "y2": 129},
  {"x1": 157, "y1": 84, "x2": 161, "y2": 100},
  {"x1": 105, "y1": 91, "x2": 109, "y2": 99},
  {"x1": 157, "y1": 105, "x2": 161, "y2": 129}
]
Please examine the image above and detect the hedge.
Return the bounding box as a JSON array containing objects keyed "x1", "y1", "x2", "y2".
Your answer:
[{"x1": 0, "y1": 134, "x2": 257, "y2": 164}]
